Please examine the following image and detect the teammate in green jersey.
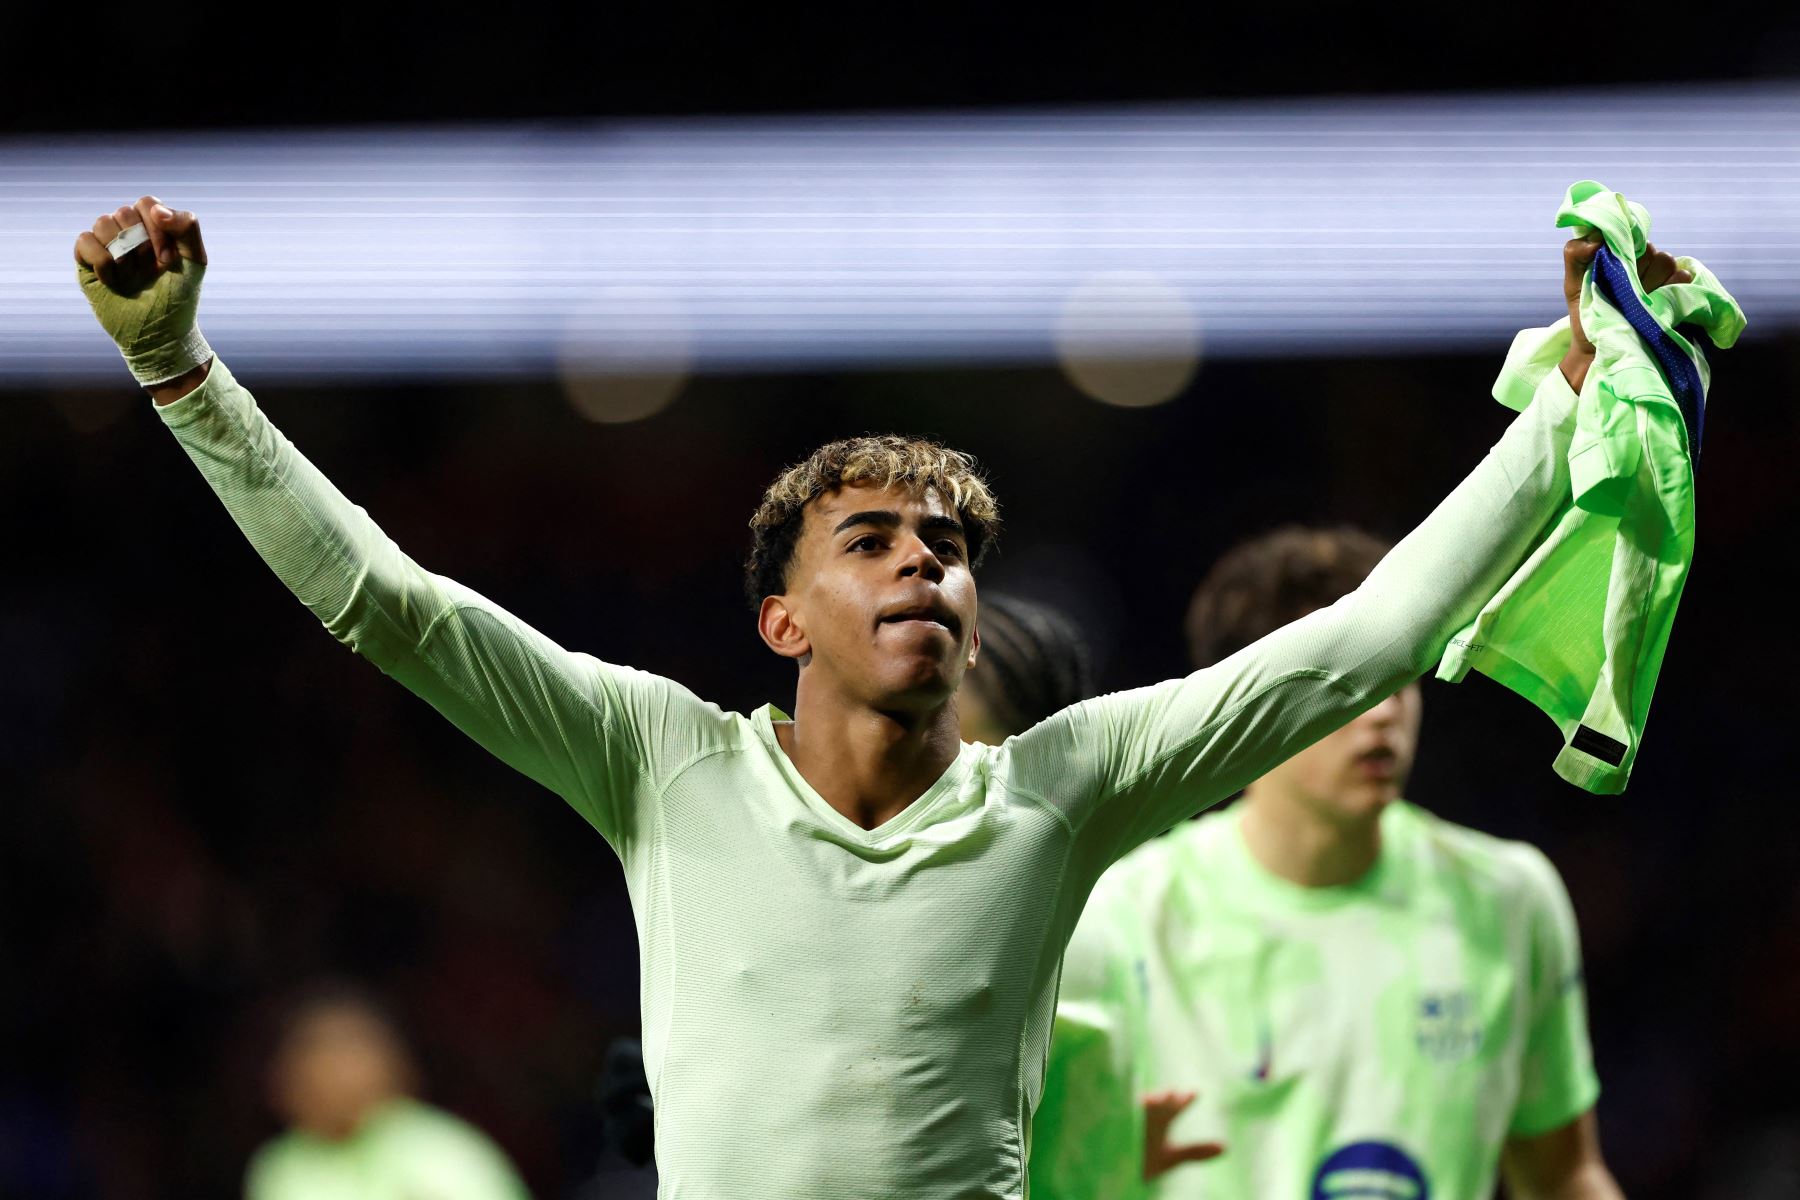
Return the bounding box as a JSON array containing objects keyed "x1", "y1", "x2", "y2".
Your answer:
[
  {"x1": 1030, "y1": 526, "x2": 1623, "y2": 1200},
  {"x1": 248, "y1": 984, "x2": 531, "y2": 1200},
  {"x1": 74, "y1": 196, "x2": 1681, "y2": 1199}
]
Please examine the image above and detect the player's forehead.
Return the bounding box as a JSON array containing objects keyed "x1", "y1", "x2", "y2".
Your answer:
[
  {"x1": 804, "y1": 480, "x2": 954, "y2": 533},
  {"x1": 285, "y1": 1004, "x2": 391, "y2": 1050}
]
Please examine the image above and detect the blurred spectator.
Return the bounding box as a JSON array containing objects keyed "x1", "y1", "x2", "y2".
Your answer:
[{"x1": 246, "y1": 983, "x2": 531, "y2": 1200}]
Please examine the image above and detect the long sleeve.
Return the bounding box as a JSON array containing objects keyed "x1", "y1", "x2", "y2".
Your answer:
[
  {"x1": 1006, "y1": 366, "x2": 1580, "y2": 878},
  {"x1": 154, "y1": 357, "x2": 720, "y2": 850}
]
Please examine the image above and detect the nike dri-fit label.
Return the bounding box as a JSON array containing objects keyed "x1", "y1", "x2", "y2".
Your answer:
[{"x1": 1591, "y1": 243, "x2": 1706, "y2": 465}]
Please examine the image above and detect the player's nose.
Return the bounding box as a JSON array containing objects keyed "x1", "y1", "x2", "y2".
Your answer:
[{"x1": 896, "y1": 535, "x2": 946, "y2": 582}]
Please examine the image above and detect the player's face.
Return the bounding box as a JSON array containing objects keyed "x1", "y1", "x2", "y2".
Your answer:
[
  {"x1": 269, "y1": 1007, "x2": 409, "y2": 1140},
  {"x1": 1262, "y1": 682, "x2": 1422, "y2": 825},
  {"x1": 780, "y1": 481, "x2": 980, "y2": 711}
]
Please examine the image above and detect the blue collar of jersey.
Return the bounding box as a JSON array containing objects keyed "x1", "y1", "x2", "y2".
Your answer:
[{"x1": 1590, "y1": 244, "x2": 1706, "y2": 469}]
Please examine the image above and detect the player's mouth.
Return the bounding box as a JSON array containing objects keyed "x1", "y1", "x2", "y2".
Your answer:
[
  {"x1": 1354, "y1": 746, "x2": 1399, "y2": 780},
  {"x1": 877, "y1": 602, "x2": 961, "y2": 638}
]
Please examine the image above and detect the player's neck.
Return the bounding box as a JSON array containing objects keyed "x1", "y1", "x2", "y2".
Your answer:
[
  {"x1": 776, "y1": 677, "x2": 964, "y2": 830},
  {"x1": 1238, "y1": 784, "x2": 1383, "y2": 889}
]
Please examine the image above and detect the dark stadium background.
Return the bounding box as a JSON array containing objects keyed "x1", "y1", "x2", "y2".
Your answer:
[{"x1": 6, "y1": 5, "x2": 1799, "y2": 1196}]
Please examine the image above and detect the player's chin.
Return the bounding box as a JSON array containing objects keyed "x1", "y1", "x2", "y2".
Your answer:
[
  {"x1": 870, "y1": 655, "x2": 959, "y2": 710},
  {"x1": 1331, "y1": 782, "x2": 1400, "y2": 821}
]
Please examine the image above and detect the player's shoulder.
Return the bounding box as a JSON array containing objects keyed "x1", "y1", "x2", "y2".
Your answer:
[
  {"x1": 1398, "y1": 801, "x2": 1568, "y2": 909},
  {"x1": 373, "y1": 1099, "x2": 519, "y2": 1165},
  {"x1": 243, "y1": 1130, "x2": 317, "y2": 1199},
  {"x1": 591, "y1": 655, "x2": 765, "y2": 754},
  {"x1": 378, "y1": 1095, "x2": 473, "y2": 1134}
]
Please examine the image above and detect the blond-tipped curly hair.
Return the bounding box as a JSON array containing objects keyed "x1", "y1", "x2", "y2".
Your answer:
[{"x1": 745, "y1": 435, "x2": 1001, "y2": 606}]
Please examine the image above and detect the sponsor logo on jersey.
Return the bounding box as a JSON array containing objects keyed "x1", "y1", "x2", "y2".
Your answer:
[
  {"x1": 1414, "y1": 989, "x2": 1481, "y2": 1062},
  {"x1": 1310, "y1": 1141, "x2": 1429, "y2": 1200}
]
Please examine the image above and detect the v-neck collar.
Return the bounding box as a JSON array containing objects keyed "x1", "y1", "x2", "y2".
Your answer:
[{"x1": 750, "y1": 703, "x2": 971, "y2": 845}]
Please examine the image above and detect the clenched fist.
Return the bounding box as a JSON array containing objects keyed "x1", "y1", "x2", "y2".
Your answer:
[{"x1": 74, "y1": 196, "x2": 213, "y2": 392}]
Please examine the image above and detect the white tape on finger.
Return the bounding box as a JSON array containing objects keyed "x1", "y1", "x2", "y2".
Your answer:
[{"x1": 106, "y1": 223, "x2": 150, "y2": 261}]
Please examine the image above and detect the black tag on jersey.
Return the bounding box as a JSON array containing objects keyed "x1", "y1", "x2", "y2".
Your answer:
[{"x1": 1571, "y1": 725, "x2": 1627, "y2": 766}]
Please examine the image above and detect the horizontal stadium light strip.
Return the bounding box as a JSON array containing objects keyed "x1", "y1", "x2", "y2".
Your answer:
[{"x1": 3, "y1": 83, "x2": 1797, "y2": 384}]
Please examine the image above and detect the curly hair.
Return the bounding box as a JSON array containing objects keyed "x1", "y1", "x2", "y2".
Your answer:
[
  {"x1": 745, "y1": 435, "x2": 1002, "y2": 607},
  {"x1": 1185, "y1": 525, "x2": 1390, "y2": 669}
]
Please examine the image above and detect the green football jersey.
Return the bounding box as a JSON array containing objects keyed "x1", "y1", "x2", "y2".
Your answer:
[
  {"x1": 1438, "y1": 182, "x2": 1745, "y2": 795},
  {"x1": 246, "y1": 1098, "x2": 531, "y2": 1200},
  {"x1": 156, "y1": 357, "x2": 1578, "y2": 1198},
  {"x1": 1031, "y1": 801, "x2": 1599, "y2": 1200}
]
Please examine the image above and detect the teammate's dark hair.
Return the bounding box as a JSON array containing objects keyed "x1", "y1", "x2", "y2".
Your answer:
[
  {"x1": 1185, "y1": 525, "x2": 1390, "y2": 670},
  {"x1": 967, "y1": 592, "x2": 1097, "y2": 735}
]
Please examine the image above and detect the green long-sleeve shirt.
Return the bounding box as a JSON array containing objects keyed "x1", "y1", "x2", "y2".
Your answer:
[{"x1": 156, "y1": 356, "x2": 1577, "y2": 1199}]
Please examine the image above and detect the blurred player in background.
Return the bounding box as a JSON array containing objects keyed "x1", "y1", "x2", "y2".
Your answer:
[
  {"x1": 249, "y1": 983, "x2": 531, "y2": 1200},
  {"x1": 958, "y1": 592, "x2": 1097, "y2": 746},
  {"x1": 1030, "y1": 526, "x2": 1623, "y2": 1199},
  {"x1": 76, "y1": 195, "x2": 1674, "y2": 1198}
]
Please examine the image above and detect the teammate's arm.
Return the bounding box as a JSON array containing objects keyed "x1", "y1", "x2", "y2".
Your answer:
[
  {"x1": 76, "y1": 198, "x2": 707, "y2": 847},
  {"x1": 1501, "y1": 1110, "x2": 1623, "y2": 1200},
  {"x1": 1506, "y1": 845, "x2": 1614, "y2": 1194},
  {"x1": 1012, "y1": 240, "x2": 1692, "y2": 868}
]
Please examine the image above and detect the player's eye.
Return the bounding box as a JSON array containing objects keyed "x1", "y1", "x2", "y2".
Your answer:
[
  {"x1": 933, "y1": 540, "x2": 964, "y2": 560},
  {"x1": 848, "y1": 534, "x2": 883, "y2": 553}
]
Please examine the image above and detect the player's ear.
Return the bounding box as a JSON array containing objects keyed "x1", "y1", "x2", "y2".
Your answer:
[
  {"x1": 965, "y1": 622, "x2": 980, "y2": 671},
  {"x1": 759, "y1": 594, "x2": 811, "y2": 661}
]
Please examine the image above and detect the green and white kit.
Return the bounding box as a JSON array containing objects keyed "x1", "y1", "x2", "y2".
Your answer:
[{"x1": 1031, "y1": 801, "x2": 1597, "y2": 1200}]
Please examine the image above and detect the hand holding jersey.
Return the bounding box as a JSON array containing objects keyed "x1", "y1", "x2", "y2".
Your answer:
[{"x1": 1560, "y1": 233, "x2": 1692, "y2": 385}]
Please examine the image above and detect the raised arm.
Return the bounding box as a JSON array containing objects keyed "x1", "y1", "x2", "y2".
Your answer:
[
  {"x1": 1009, "y1": 239, "x2": 1694, "y2": 874},
  {"x1": 75, "y1": 197, "x2": 715, "y2": 848}
]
